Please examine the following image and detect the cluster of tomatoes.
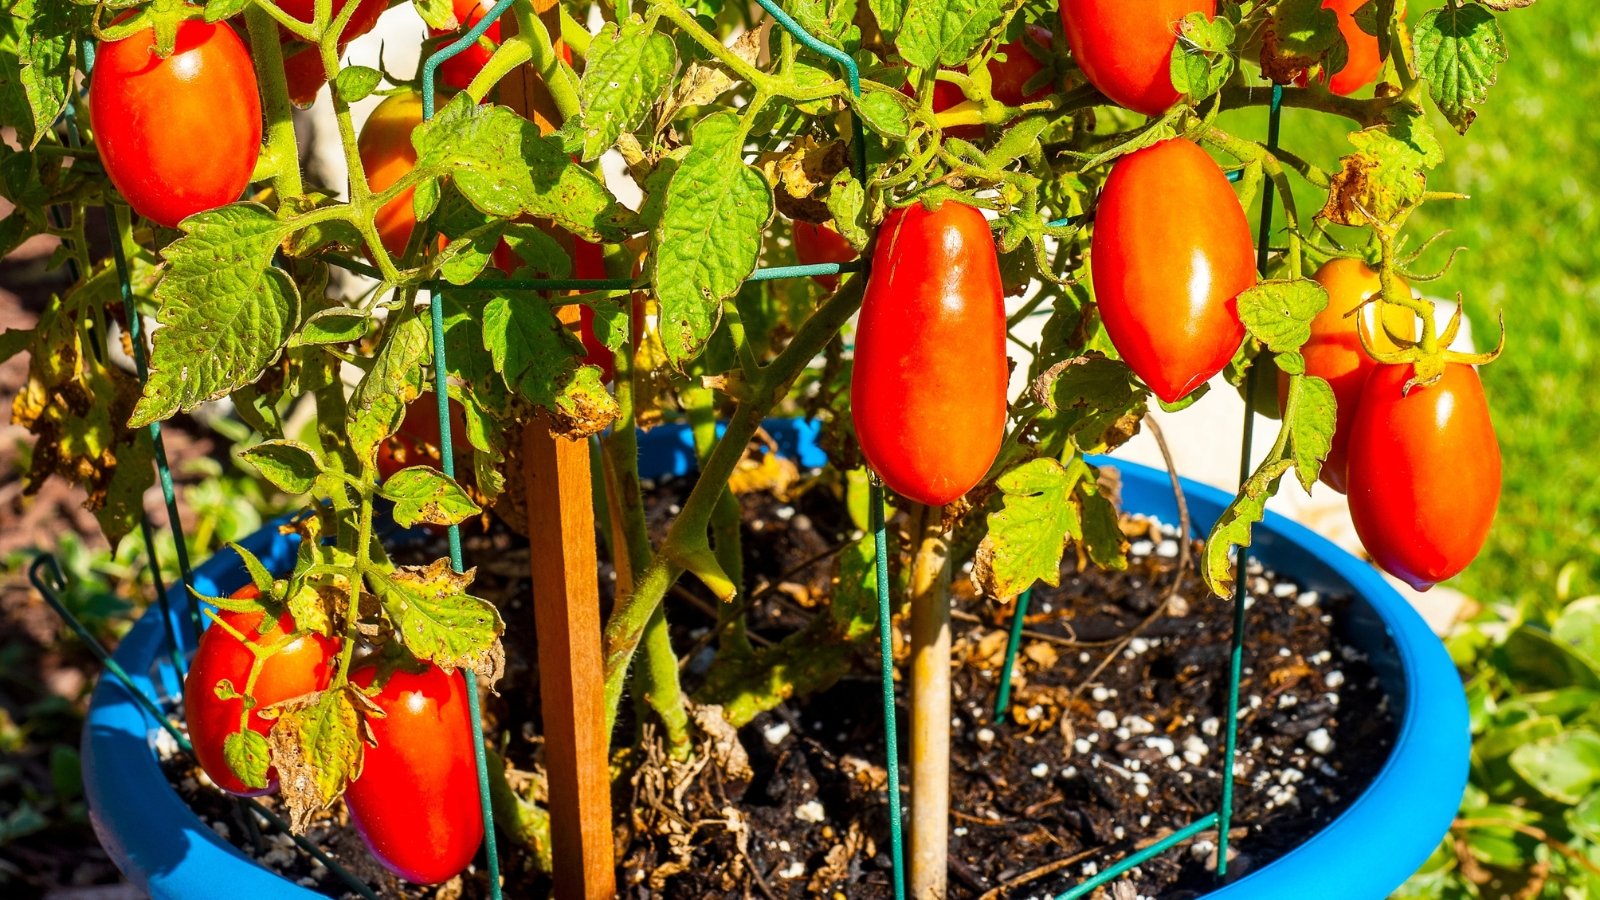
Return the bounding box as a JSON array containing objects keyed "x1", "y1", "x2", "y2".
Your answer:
[
  {"x1": 837, "y1": 0, "x2": 1499, "y2": 592},
  {"x1": 185, "y1": 586, "x2": 483, "y2": 885}
]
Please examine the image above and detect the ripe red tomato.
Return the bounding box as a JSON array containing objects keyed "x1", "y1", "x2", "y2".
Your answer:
[
  {"x1": 1057, "y1": 0, "x2": 1215, "y2": 116},
  {"x1": 1091, "y1": 138, "x2": 1254, "y2": 403},
  {"x1": 1277, "y1": 259, "x2": 1416, "y2": 493},
  {"x1": 1321, "y1": 0, "x2": 1386, "y2": 96},
  {"x1": 1346, "y1": 363, "x2": 1500, "y2": 591},
  {"x1": 377, "y1": 395, "x2": 469, "y2": 483},
  {"x1": 358, "y1": 91, "x2": 426, "y2": 258},
  {"x1": 792, "y1": 220, "x2": 856, "y2": 291},
  {"x1": 184, "y1": 585, "x2": 338, "y2": 796},
  {"x1": 851, "y1": 202, "x2": 1007, "y2": 507},
  {"x1": 345, "y1": 664, "x2": 483, "y2": 885},
  {"x1": 278, "y1": 0, "x2": 389, "y2": 107},
  {"x1": 89, "y1": 20, "x2": 261, "y2": 228}
]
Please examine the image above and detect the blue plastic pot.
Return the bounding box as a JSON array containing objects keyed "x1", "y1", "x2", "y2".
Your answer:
[{"x1": 83, "y1": 419, "x2": 1466, "y2": 899}]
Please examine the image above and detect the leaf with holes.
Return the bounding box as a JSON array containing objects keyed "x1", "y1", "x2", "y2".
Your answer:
[
  {"x1": 131, "y1": 204, "x2": 298, "y2": 427},
  {"x1": 1237, "y1": 278, "x2": 1329, "y2": 355},
  {"x1": 974, "y1": 457, "x2": 1085, "y2": 599},
  {"x1": 479, "y1": 290, "x2": 619, "y2": 438},
  {"x1": 653, "y1": 111, "x2": 773, "y2": 366},
  {"x1": 1413, "y1": 4, "x2": 1507, "y2": 133},
  {"x1": 369, "y1": 560, "x2": 505, "y2": 682},
  {"x1": 379, "y1": 466, "x2": 482, "y2": 528},
  {"x1": 573, "y1": 15, "x2": 677, "y2": 161},
  {"x1": 222, "y1": 729, "x2": 271, "y2": 791},
  {"x1": 267, "y1": 687, "x2": 363, "y2": 831}
]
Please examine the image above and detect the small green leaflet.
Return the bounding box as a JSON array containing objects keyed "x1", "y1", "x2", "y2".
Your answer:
[
  {"x1": 267, "y1": 688, "x2": 363, "y2": 831},
  {"x1": 130, "y1": 204, "x2": 298, "y2": 428},
  {"x1": 825, "y1": 172, "x2": 869, "y2": 250},
  {"x1": 289, "y1": 308, "x2": 370, "y2": 347},
  {"x1": 868, "y1": 0, "x2": 906, "y2": 45},
  {"x1": 334, "y1": 65, "x2": 382, "y2": 104},
  {"x1": 379, "y1": 466, "x2": 482, "y2": 528},
  {"x1": 853, "y1": 88, "x2": 911, "y2": 141},
  {"x1": 203, "y1": 0, "x2": 254, "y2": 22},
  {"x1": 240, "y1": 440, "x2": 323, "y2": 495},
  {"x1": 1236, "y1": 278, "x2": 1328, "y2": 355},
  {"x1": 1078, "y1": 474, "x2": 1128, "y2": 571},
  {"x1": 5, "y1": 0, "x2": 80, "y2": 149},
  {"x1": 1202, "y1": 457, "x2": 1293, "y2": 596},
  {"x1": 412, "y1": 94, "x2": 633, "y2": 242},
  {"x1": 222, "y1": 729, "x2": 271, "y2": 791},
  {"x1": 653, "y1": 111, "x2": 773, "y2": 366},
  {"x1": 574, "y1": 16, "x2": 678, "y2": 162},
  {"x1": 895, "y1": 0, "x2": 1007, "y2": 70},
  {"x1": 1169, "y1": 12, "x2": 1235, "y2": 103},
  {"x1": 479, "y1": 292, "x2": 620, "y2": 437},
  {"x1": 974, "y1": 457, "x2": 1084, "y2": 599},
  {"x1": 1287, "y1": 375, "x2": 1336, "y2": 493},
  {"x1": 412, "y1": 0, "x2": 457, "y2": 30},
  {"x1": 1414, "y1": 4, "x2": 1507, "y2": 134},
  {"x1": 369, "y1": 560, "x2": 505, "y2": 682}
]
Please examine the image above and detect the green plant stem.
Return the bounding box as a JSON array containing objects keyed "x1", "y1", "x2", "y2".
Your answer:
[
  {"x1": 243, "y1": 5, "x2": 304, "y2": 199},
  {"x1": 683, "y1": 384, "x2": 751, "y2": 659},
  {"x1": 1219, "y1": 83, "x2": 1394, "y2": 124},
  {"x1": 1200, "y1": 124, "x2": 1304, "y2": 280},
  {"x1": 512, "y1": 0, "x2": 582, "y2": 120},
  {"x1": 601, "y1": 275, "x2": 868, "y2": 728}
]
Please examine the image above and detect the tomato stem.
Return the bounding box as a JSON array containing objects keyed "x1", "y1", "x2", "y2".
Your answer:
[{"x1": 243, "y1": 4, "x2": 305, "y2": 199}]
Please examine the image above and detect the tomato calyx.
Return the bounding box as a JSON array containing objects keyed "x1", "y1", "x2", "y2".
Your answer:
[{"x1": 91, "y1": 0, "x2": 200, "y2": 57}]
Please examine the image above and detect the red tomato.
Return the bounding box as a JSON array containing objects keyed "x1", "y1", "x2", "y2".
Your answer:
[
  {"x1": 345, "y1": 664, "x2": 483, "y2": 885},
  {"x1": 89, "y1": 20, "x2": 261, "y2": 228},
  {"x1": 990, "y1": 25, "x2": 1056, "y2": 107},
  {"x1": 358, "y1": 91, "x2": 426, "y2": 258},
  {"x1": 851, "y1": 202, "x2": 1007, "y2": 507},
  {"x1": 1321, "y1": 0, "x2": 1386, "y2": 96},
  {"x1": 1346, "y1": 363, "x2": 1500, "y2": 591},
  {"x1": 377, "y1": 395, "x2": 469, "y2": 483},
  {"x1": 1277, "y1": 259, "x2": 1416, "y2": 493},
  {"x1": 183, "y1": 585, "x2": 338, "y2": 796},
  {"x1": 792, "y1": 220, "x2": 857, "y2": 291},
  {"x1": 1057, "y1": 0, "x2": 1215, "y2": 116},
  {"x1": 278, "y1": 0, "x2": 389, "y2": 107},
  {"x1": 1091, "y1": 138, "x2": 1254, "y2": 403}
]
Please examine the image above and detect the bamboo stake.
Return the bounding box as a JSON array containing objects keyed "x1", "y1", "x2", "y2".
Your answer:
[{"x1": 908, "y1": 503, "x2": 952, "y2": 900}]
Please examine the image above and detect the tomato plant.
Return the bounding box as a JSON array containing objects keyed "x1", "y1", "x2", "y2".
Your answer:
[
  {"x1": 1091, "y1": 137, "x2": 1254, "y2": 404},
  {"x1": 89, "y1": 19, "x2": 261, "y2": 228},
  {"x1": 791, "y1": 220, "x2": 856, "y2": 290},
  {"x1": 183, "y1": 585, "x2": 339, "y2": 797},
  {"x1": 278, "y1": 0, "x2": 388, "y2": 107},
  {"x1": 851, "y1": 201, "x2": 1006, "y2": 507},
  {"x1": 345, "y1": 664, "x2": 483, "y2": 885},
  {"x1": 1347, "y1": 363, "x2": 1502, "y2": 591},
  {"x1": 358, "y1": 90, "x2": 427, "y2": 258}
]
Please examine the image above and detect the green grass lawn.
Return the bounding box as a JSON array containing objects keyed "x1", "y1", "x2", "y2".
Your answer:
[{"x1": 1226, "y1": 0, "x2": 1599, "y2": 608}]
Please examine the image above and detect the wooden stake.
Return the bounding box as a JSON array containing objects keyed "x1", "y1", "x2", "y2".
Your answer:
[
  {"x1": 503, "y1": 4, "x2": 616, "y2": 896},
  {"x1": 908, "y1": 503, "x2": 952, "y2": 900}
]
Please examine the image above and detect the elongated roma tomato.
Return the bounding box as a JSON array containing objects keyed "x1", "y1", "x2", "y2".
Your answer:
[
  {"x1": 1058, "y1": 0, "x2": 1214, "y2": 116},
  {"x1": 1091, "y1": 138, "x2": 1254, "y2": 403},
  {"x1": 1278, "y1": 259, "x2": 1416, "y2": 493},
  {"x1": 184, "y1": 586, "x2": 338, "y2": 796},
  {"x1": 851, "y1": 202, "x2": 1007, "y2": 507},
  {"x1": 1346, "y1": 363, "x2": 1501, "y2": 591},
  {"x1": 346, "y1": 664, "x2": 483, "y2": 884},
  {"x1": 358, "y1": 91, "x2": 426, "y2": 258},
  {"x1": 90, "y1": 20, "x2": 261, "y2": 228},
  {"x1": 792, "y1": 220, "x2": 857, "y2": 291}
]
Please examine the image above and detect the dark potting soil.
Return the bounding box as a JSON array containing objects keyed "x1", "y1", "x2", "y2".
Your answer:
[{"x1": 159, "y1": 460, "x2": 1395, "y2": 900}]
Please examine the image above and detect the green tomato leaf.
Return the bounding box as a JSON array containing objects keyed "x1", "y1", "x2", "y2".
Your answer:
[
  {"x1": 413, "y1": 93, "x2": 633, "y2": 242},
  {"x1": 573, "y1": 15, "x2": 678, "y2": 162},
  {"x1": 1413, "y1": 4, "x2": 1506, "y2": 134},
  {"x1": 1031, "y1": 353, "x2": 1150, "y2": 457},
  {"x1": 1509, "y1": 729, "x2": 1600, "y2": 806},
  {"x1": 974, "y1": 457, "x2": 1085, "y2": 598},
  {"x1": 334, "y1": 65, "x2": 382, "y2": 104},
  {"x1": 652, "y1": 110, "x2": 773, "y2": 366},
  {"x1": 204, "y1": 0, "x2": 253, "y2": 22},
  {"x1": 227, "y1": 540, "x2": 278, "y2": 599},
  {"x1": 480, "y1": 292, "x2": 620, "y2": 438},
  {"x1": 266, "y1": 687, "x2": 363, "y2": 831},
  {"x1": 825, "y1": 171, "x2": 869, "y2": 251},
  {"x1": 131, "y1": 204, "x2": 298, "y2": 427},
  {"x1": 290, "y1": 307, "x2": 370, "y2": 347},
  {"x1": 853, "y1": 88, "x2": 912, "y2": 141},
  {"x1": 1203, "y1": 456, "x2": 1294, "y2": 596},
  {"x1": 1286, "y1": 375, "x2": 1336, "y2": 493},
  {"x1": 1236, "y1": 278, "x2": 1328, "y2": 355},
  {"x1": 239, "y1": 439, "x2": 323, "y2": 495},
  {"x1": 868, "y1": 0, "x2": 906, "y2": 45},
  {"x1": 896, "y1": 0, "x2": 1006, "y2": 70},
  {"x1": 350, "y1": 314, "x2": 431, "y2": 468},
  {"x1": 1077, "y1": 470, "x2": 1128, "y2": 570},
  {"x1": 369, "y1": 559, "x2": 505, "y2": 681},
  {"x1": 1169, "y1": 12, "x2": 1235, "y2": 102},
  {"x1": 412, "y1": 0, "x2": 457, "y2": 30},
  {"x1": 222, "y1": 729, "x2": 271, "y2": 792},
  {"x1": 379, "y1": 465, "x2": 482, "y2": 527},
  {"x1": 5, "y1": 0, "x2": 82, "y2": 150}
]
